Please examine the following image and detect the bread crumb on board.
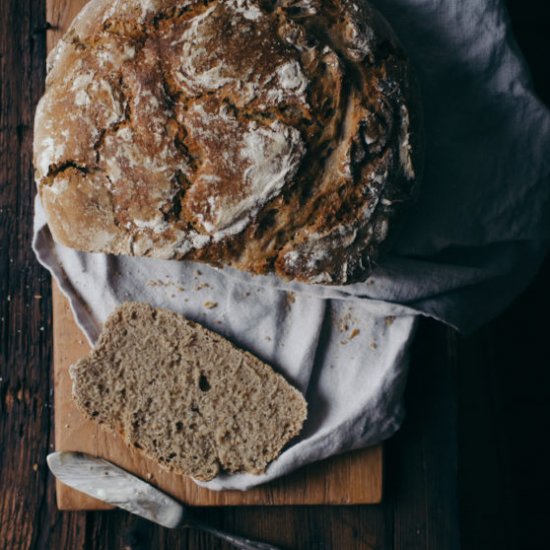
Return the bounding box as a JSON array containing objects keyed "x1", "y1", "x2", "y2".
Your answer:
[
  {"x1": 337, "y1": 309, "x2": 360, "y2": 333},
  {"x1": 340, "y1": 327, "x2": 361, "y2": 346},
  {"x1": 147, "y1": 279, "x2": 186, "y2": 293}
]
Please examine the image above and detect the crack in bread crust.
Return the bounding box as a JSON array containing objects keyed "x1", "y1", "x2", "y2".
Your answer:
[{"x1": 34, "y1": 0, "x2": 422, "y2": 284}]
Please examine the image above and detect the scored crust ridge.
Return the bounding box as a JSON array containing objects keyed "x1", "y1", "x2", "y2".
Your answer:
[{"x1": 35, "y1": 0, "x2": 422, "y2": 284}]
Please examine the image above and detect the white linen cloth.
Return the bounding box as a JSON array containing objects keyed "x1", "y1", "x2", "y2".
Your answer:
[{"x1": 33, "y1": 0, "x2": 550, "y2": 490}]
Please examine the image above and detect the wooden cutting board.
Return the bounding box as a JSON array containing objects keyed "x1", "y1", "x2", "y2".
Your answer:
[{"x1": 48, "y1": 0, "x2": 383, "y2": 510}]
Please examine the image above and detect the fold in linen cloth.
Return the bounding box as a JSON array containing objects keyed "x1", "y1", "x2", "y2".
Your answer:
[{"x1": 33, "y1": 0, "x2": 550, "y2": 490}]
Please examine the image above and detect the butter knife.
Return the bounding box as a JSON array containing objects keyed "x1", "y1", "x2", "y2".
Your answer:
[{"x1": 47, "y1": 452, "x2": 281, "y2": 550}]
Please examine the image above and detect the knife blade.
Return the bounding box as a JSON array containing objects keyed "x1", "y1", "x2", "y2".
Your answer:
[
  {"x1": 46, "y1": 452, "x2": 184, "y2": 529},
  {"x1": 47, "y1": 452, "x2": 282, "y2": 550},
  {"x1": 46, "y1": 452, "x2": 280, "y2": 550}
]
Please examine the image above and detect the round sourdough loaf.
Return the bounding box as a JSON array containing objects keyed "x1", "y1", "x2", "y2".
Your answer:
[{"x1": 34, "y1": 0, "x2": 422, "y2": 284}]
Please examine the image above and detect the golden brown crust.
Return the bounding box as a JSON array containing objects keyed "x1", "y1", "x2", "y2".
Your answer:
[{"x1": 34, "y1": 0, "x2": 422, "y2": 284}]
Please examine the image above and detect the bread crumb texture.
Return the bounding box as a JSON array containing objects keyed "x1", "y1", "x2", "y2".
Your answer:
[
  {"x1": 70, "y1": 302, "x2": 308, "y2": 481},
  {"x1": 35, "y1": 0, "x2": 421, "y2": 284}
]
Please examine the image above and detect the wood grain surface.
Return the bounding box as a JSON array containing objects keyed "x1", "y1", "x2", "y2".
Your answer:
[{"x1": 1, "y1": 0, "x2": 549, "y2": 548}]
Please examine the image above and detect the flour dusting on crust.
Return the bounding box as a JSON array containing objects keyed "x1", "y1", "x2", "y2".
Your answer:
[{"x1": 34, "y1": 0, "x2": 422, "y2": 284}]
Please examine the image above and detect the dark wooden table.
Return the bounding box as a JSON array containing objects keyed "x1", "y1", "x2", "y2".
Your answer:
[{"x1": 1, "y1": 1, "x2": 548, "y2": 548}]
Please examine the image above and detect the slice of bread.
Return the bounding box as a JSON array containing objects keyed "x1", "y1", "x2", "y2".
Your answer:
[{"x1": 70, "y1": 302, "x2": 307, "y2": 481}]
